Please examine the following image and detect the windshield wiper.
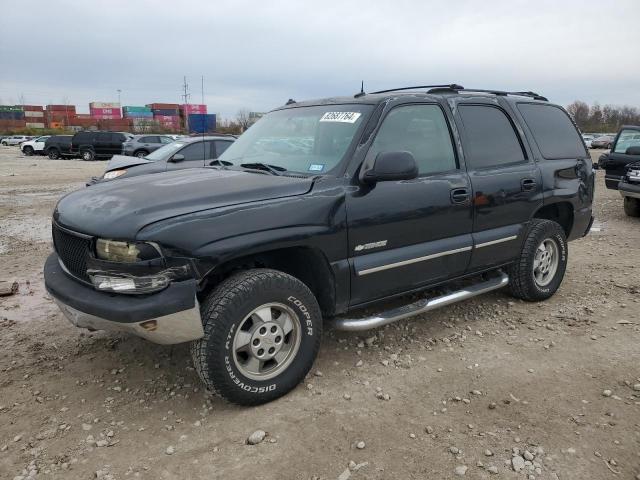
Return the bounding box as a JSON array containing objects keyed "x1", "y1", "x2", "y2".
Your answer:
[{"x1": 240, "y1": 162, "x2": 286, "y2": 176}]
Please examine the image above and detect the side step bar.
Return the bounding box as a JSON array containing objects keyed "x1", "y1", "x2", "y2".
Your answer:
[{"x1": 333, "y1": 271, "x2": 509, "y2": 331}]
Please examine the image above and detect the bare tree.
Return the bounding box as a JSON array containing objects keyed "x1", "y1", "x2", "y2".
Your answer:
[{"x1": 236, "y1": 109, "x2": 252, "y2": 131}]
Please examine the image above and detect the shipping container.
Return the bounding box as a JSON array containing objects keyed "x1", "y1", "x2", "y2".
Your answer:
[
  {"x1": 153, "y1": 114, "x2": 180, "y2": 121},
  {"x1": 0, "y1": 119, "x2": 27, "y2": 128},
  {"x1": 152, "y1": 108, "x2": 179, "y2": 116},
  {"x1": 25, "y1": 122, "x2": 46, "y2": 129},
  {"x1": 0, "y1": 105, "x2": 24, "y2": 112},
  {"x1": 91, "y1": 114, "x2": 121, "y2": 120},
  {"x1": 90, "y1": 102, "x2": 120, "y2": 109},
  {"x1": 180, "y1": 104, "x2": 207, "y2": 115},
  {"x1": 123, "y1": 110, "x2": 153, "y2": 118},
  {"x1": 0, "y1": 111, "x2": 25, "y2": 120},
  {"x1": 123, "y1": 105, "x2": 152, "y2": 112},
  {"x1": 23, "y1": 105, "x2": 44, "y2": 112},
  {"x1": 46, "y1": 105, "x2": 76, "y2": 112},
  {"x1": 24, "y1": 110, "x2": 44, "y2": 118},
  {"x1": 147, "y1": 103, "x2": 179, "y2": 110},
  {"x1": 90, "y1": 107, "x2": 122, "y2": 117},
  {"x1": 72, "y1": 113, "x2": 93, "y2": 120},
  {"x1": 48, "y1": 121, "x2": 64, "y2": 129},
  {"x1": 188, "y1": 114, "x2": 217, "y2": 133}
]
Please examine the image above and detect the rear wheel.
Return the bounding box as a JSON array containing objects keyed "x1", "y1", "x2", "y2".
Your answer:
[
  {"x1": 81, "y1": 149, "x2": 95, "y2": 161},
  {"x1": 623, "y1": 197, "x2": 640, "y2": 217},
  {"x1": 47, "y1": 149, "x2": 60, "y2": 160},
  {"x1": 22, "y1": 146, "x2": 34, "y2": 156},
  {"x1": 191, "y1": 269, "x2": 322, "y2": 406},
  {"x1": 508, "y1": 219, "x2": 568, "y2": 301},
  {"x1": 134, "y1": 150, "x2": 148, "y2": 158}
]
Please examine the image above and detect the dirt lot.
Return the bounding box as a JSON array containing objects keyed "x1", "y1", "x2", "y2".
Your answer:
[{"x1": 0, "y1": 146, "x2": 638, "y2": 480}]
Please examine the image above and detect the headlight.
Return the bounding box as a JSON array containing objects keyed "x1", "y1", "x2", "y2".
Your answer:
[
  {"x1": 103, "y1": 169, "x2": 127, "y2": 180},
  {"x1": 87, "y1": 266, "x2": 188, "y2": 295},
  {"x1": 95, "y1": 239, "x2": 160, "y2": 263}
]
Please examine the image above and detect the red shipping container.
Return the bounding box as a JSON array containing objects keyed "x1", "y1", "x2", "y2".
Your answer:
[
  {"x1": 90, "y1": 107, "x2": 121, "y2": 117},
  {"x1": 73, "y1": 113, "x2": 92, "y2": 119},
  {"x1": 47, "y1": 105, "x2": 76, "y2": 112},
  {"x1": 0, "y1": 119, "x2": 27, "y2": 128},
  {"x1": 181, "y1": 104, "x2": 207, "y2": 114},
  {"x1": 23, "y1": 105, "x2": 44, "y2": 112},
  {"x1": 147, "y1": 103, "x2": 180, "y2": 109},
  {"x1": 153, "y1": 115, "x2": 179, "y2": 121}
]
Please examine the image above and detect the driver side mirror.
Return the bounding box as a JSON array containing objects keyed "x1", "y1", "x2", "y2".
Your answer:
[
  {"x1": 170, "y1": 154, "x2": 185, "y2": 163},
  {"x1": 361, "y1": 151, "x2": 418, "y2": 185}
]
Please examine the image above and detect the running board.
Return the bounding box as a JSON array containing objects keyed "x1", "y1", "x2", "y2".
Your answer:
[{"x1": 333, "y1": 271, "x2": 509, "y2": 331}]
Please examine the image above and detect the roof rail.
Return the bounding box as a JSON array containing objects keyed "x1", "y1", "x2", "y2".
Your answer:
[
  {"x1": 369, "y1": 84, "x2": 465, "y2": 95},
  {"x1": 426, "y1": 86, "x2": 548, "y2": 101}
]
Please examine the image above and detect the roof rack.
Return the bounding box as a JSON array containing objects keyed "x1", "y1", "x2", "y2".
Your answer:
[
  {"x1": 425, "y1": 86, "x2": 548, "y2": 101},
  {"x1": 369, "y1": 84, "x2": 465, "y2": 95}
]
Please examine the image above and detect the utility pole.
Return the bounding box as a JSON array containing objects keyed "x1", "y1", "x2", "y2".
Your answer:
[
  {"x1": 117, "y1": 89, "x2": 121, "y2": 105},
  {"x1": 181, "y1": 76, "x2": 190, "y2": 134}
]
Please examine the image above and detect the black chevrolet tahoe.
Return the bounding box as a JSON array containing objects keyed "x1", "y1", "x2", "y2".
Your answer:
[
  {"x1": 45, "y1": 131, "x2": 132, "y2": 161},
  {"x1": 44, "y1": 85, "x2": 594, "y2": 405}
]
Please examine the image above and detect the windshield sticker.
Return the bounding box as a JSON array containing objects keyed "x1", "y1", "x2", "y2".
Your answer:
[
  {"x1": 319, "y1": 112, "x2": 362, "y2": 123},
  {"x1": 308, "y1": 164, "x2": 325, "y2": 172}
]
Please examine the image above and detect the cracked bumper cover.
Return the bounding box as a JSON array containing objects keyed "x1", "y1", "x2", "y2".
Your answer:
[{"x1": 44, "y1": 253, "x2": 204, "y2": 344}]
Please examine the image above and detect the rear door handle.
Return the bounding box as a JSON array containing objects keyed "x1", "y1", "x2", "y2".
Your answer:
[
  {"x1": 450, "y1": 188, "x2": 470, "y2": 204},
  {"x1": 521, "y1": 178, "x2": 537, "y2": 192}
]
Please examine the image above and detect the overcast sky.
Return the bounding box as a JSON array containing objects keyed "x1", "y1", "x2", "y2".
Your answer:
[{"x1": 1, "y1": 0, "x2": 639, "y2": 119}]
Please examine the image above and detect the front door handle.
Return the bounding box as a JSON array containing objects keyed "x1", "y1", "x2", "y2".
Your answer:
[
  {"x1": 450, "y1": 188, "x2": 470, "y2": 204},
  {"x1": 521, "y1": 178, "x2": 537, "y2": 192}
]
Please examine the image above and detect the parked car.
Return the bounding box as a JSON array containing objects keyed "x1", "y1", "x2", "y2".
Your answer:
[
  {"x1": 45, "y1": 131, "x2": 133, "y2": 160},
  {"x1": 20, "y1": 136, "x2": 51, "y2": 156},
  {"x1": 122, "y1": 135, "x2": 175, "y2": 157},
  {"x1": 582, "y1": 134, "x2": 594, "y2": 148},
  {"x1": 591, "y1": 135, "x2": 614, "y2": 149},
  {"x1": 598, "y1": 125, "x2": 640, "y2": 189},
  {"x1": 619, "y1": 161, "x2": 640, "y2": 217},
  {"x1": 44, "y1": 135, "x2": 74, "y2": 159},
  {"x1": 44, "y1": 85, "x2": 594, "y2": 406},
  {"x1": 1, "y1": 135, "x2": 29, "y2": 146},
  {"x1": 88, "y1": 135, "x2": 236, "y2": 184}
]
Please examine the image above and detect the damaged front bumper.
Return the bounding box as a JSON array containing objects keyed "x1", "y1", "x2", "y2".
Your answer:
[{"x1": 44, "y1": 253, "x2": 204, "y2": 344}]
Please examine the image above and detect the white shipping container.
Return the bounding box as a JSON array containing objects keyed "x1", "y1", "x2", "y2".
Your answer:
[
  {"x1": 90, "y1": 102, "x2": 120, "y2": 109},
  {"x1": 24, "y1": 111, "x2": 44, "y2": 118},
  {"x1": 25, "y1": 122, "x2": 45, "y2": 128}
]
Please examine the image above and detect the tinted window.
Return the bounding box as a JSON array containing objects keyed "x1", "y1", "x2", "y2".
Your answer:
[
  {"x1": 138, "y1": 136, "x2": 151, "y2": 143},
  {"x1": 459, "y1": 105, "x2": 525, "y2": 168},
  {"x1": 215, "y1": 140, "x2": 233, "y2": 157},
  {"x1": 369, "y1": 104, "x2": 456, "y2": 175},
  {"x1": 146, "y1": 136, "x2": 161, "y2": 143},
  {"x1": 74, "y1": 132, "x2": 92, "y2": 142},
  {"x1": 97, "y1": 133, "x2": 113, "y2": 142},
  {"x1": 159, "y1": 136, "x2": 173, "y2": 144},
  {"x1": 613, "y1": 129, "x2": 640, "y2": 154},
  {"x1": 178, "y1": 142, "x2": 207, "y2": 162},
  {"x1": 517, "y1": 103, "x2": 586, "y2": 159}
]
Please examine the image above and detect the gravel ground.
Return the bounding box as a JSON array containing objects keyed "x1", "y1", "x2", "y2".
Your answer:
[{"x1": 0, "y1": 146, "x2": 639, "y2": 480}]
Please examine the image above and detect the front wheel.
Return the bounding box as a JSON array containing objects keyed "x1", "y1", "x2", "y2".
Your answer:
[
  {"x1": 191, "y1": 269, "x2": 322, "y2": 406},
  {"x1": 81, "y1": 149, "x2": 95, "y2": 161},
  {"x1": 508, "y1": 219, "x2": 568, "y2": 301},
  {"x1": 135, "y1": 150, "x2": 148, "y2": 158},
  {"x1": 47, "y1": 149, "x2": 60, "y2": 160},
  {"x1": 624, "y1": 197, "x2": 640, "y2": 217},
  {"x1": 23, "y1": 146, "x2": 34, "y2": 156}
]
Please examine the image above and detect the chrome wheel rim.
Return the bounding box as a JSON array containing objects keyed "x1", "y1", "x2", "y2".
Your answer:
[
  {"x1": 232, "y1": 302, "x2": 301, "y2": 381},
  {"x1": 533, "y1": 238, "x2": 559, "y2": 287},
  {"x1": 83, "y1": 152, "x2": 92, "y2": 160}
]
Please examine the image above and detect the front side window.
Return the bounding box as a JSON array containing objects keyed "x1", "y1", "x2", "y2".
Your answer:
[
  {"x1": 214, "y1": 140, "x2": 233, "y2": 157},
  {"x1": 160, "y1": 136, "x2": 173, "y2": 144},
  {"x1": 368, "y1": 104, "x2": 457, "y2": 175},
  {"x1": 459, "y1": 105, "x2": 526, "y2": 168},
  {"x1": 219, "y1": 104, "x2": 372, "y2": 174},
  {"x1": 178, "y1": 142, "x2": 207, "y2": 161},
  {"x1": 613, "y1": 129, "x2": 640, "y2": 154},
  {"x1": 517, "y1": 103, "x2": 586, "y2": 159}
]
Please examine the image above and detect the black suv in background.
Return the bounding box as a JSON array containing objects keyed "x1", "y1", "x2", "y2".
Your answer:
[
  {"x1": 44, "y1": 85, "x2": 594, "y2": 405},
  {"x1": 45, "y1": 131, "x2": 133, "y2": 160},
  {"x1": 598, "y1": 125, "x2": 640, "y2": 189}
]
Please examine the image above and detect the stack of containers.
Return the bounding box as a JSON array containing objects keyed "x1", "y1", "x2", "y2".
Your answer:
[
  {"x1": 123, "y1": 106, "x2": 154, "y2": 130},
  {"x1": 0, "y1": 106, "x2": 26, "y2": 130},
  {"x1": 180, "y1": 104, "x2": 207, "y2": 131},
  {"x1": 23, "y1": 105, "x2": 45, "y2": 129},
  {"x1": 148, "y1": 103, "x2": 180, "y2": 131},
  {"x1": 46, "y1": 105, "x2": 76, "y2": 127},
  {"x1": 69, "y1": 113, "x2": 96, "y2": 129},
  {"x1": 89, "y1": 102, "x2": 122, "y2": 120}
]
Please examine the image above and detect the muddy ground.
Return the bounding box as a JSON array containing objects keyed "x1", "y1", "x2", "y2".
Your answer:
[{"x1": 0, "y1": 146, "x2": 638, "y2": 480}]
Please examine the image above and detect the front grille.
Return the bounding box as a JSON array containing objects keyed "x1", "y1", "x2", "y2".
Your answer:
[{"x1": 52, "y1": 224, "x2": 92, "y2": 282}]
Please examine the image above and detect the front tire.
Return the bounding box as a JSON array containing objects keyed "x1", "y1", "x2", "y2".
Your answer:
[
  {"x1": 624, "y1": 197, "x2": 640, "y2": 217},
  {"x1": 135, "y1": 150, "x2": 148, "y2": 158},
  {"x1": 23, "y1": 146, "x2": 34, "y2": 156},
  {"x1": 191, "y1": 269, "x2": 322, "y2": 406},
  {"x1": 508, "y1": 219, "x2": 568, "y2": 301},
  {"x1": 47, "y1": 149, "x2": 60, "y2": 160},
  {"x1": 81, "y1": 149, "x2": 95, "y2": 161}
]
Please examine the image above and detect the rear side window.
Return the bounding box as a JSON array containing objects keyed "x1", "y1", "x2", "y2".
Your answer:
[
  {"x1": 613, "y1": 129, "x2": 640, "y2": 154},
  {"x1": 517, "y1": 103, "x2": 586, "y2": 159},
  {"x1": 369, "y1": 104, "x2": 457, "y2": 175},
  {"x1": 459, "y1": 105, "x2": 526, "y2": 168}
]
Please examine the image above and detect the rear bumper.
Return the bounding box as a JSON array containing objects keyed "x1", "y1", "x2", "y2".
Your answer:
[
  {"x1": 568, "y1": 206, "x2": 594, "y2": 240},
  {"x1": 605, "y1": 174, "x2": 622, "y2": 190},
  {"x1": 44, "y1": 253, "x2": 203, "y2": 344},
  {"x1": 619, "y1": 180, "x2": 640, "y2": 199}
]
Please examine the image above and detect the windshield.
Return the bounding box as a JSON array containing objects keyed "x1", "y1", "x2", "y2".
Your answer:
[
  {"x1": 613, "y1": 129, "x2": 640, "y2": 154},
  {"x1": 144, "y1": 141, "x2": 186, "y2": 161},
  {"x1": 219, "y1": 104, "x2": 373, "y2": 174}
]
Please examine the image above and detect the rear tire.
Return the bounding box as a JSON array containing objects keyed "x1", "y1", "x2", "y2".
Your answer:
[
  {"x1": 47, "y1": 149, "x2": 60, "y2": 160},
  {"x1": 81, "y1": 149, "x2": 95, "y2": 161},
  {"x1": 623, "y1": 197, "x2": 640, "y2": 217},
  {"x1": 23, "y1": 146, "x2": 34, "y2": 156},
  {"x1": 508, "y1": 219, "x2": 568, "y2": 302},
  {"x1": 191, "y1": 269, "x2": 322, "y2": 406},
  {"x1": 135, "y1": 150, "x2": 148, "y2": 158}
]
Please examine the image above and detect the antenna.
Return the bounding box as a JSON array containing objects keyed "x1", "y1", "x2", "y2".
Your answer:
[
  {"x1": 201, "y1": 75, "x2": 205, "y2": 162},
  {"x1": 354, "y1": 81, "x2": 366, "y2": 98}
]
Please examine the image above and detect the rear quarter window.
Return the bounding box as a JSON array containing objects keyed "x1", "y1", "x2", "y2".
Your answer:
[{"x1": 517, "y1": 103, "x2": 587, "y2": 159}]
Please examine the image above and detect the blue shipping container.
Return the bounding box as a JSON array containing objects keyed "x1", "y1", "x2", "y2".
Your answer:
[
  {"x1": 0, "y1": 111, "x2": 25, "y2": 120},
  {"x1": 124, "y1": 111, "x2": 153, "y2": 118},
  {"x1": 123, "y1": 106, "x2": 152, "y2": 113},
  {"x1": 188, "y1": 114, "x2": 216, "y2": 133}
]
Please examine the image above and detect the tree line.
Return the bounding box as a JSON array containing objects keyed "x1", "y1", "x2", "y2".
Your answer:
[{"x1": 566, "y1": 101, "x2": 640, "y2": 134}]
